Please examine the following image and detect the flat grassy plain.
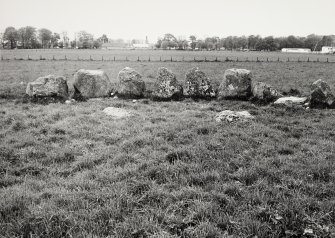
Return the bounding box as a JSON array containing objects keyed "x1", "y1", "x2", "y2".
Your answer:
[
  {"x1": 1, "y1": 49, "x2": 335, "y2": 62},
  {"x1": 1, "y1": 51, "x2": 335, "y2": 237}
]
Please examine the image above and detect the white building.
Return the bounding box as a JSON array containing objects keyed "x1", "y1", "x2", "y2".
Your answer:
[
  {"x1": 321, "y1": 46, "x2": 335, "y2": 54},
  {"x1": 281, "y1": 48, "x2": 311, "y2": 53}
]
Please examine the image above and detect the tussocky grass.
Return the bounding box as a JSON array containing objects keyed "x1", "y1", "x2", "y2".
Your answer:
[
  {"x1": 0, "y1": 57, "x2": 335, "y2": 237},
  {"x1": 0, "y1": 96, "x2": 334, "y2": 237}
]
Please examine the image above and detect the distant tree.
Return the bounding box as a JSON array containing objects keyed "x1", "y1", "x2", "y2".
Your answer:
[
  {"x1": 3, "y1": 27, "x2": 18, "y2": 49},
  {"x1": 263, "y1": 36, "x2": 278, "y2": 51},
  {"x1": 38, "y1": 28, "x2": 52, "y2": 48},
  {"x1": 189, "y1": 35, "x2": 197, "y2": 50},
  {"x1": 320, "y1": 35, "x2": 333, "y2": 48},
  {"x1": 50, "y1": 33, "x2": 60, "y2": 48},
  {"x1": 18, "y1": 26, "x2": 37, "y2": 48},
  {"x1": 248, "y1": 35, "x2": 261, "y2": 50},
  {"x1": 98, "y1": 34, "x2": 108, "y2": 43},
  {"x1": 236, "y1": 36, "x2": 248, "y2": 49},
  {"x1": 155, "y1": 38, "x2": 162, "y2": 49},
  {"x1": 304, "y1": 34, "x2": 322, "y2": 51},
  {"x1": 77, "y1": 31, "x2": 94, "y2": 49},
  {"x1": 61, "y1": 31, "x2": 69, "y2": 48}
]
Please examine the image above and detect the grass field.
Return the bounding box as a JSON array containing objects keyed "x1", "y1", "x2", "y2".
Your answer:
[
  {"x1": 1, "y1": 49, "x2": 335, "y2": 62},
  {"x1": 1, "y1": 50, "x2": 335, "y2": 237}
]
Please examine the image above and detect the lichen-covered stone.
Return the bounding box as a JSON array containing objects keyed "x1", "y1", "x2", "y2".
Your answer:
[
  {"x1": 218, "y1": 68, "x2": 252, "y2": 99},
  {"x1": 252, "y1": 82, "x2": 282, "y2": 102},
  {"x1": 26, "y1": 75, "x2": 68, "y2": 99},
  {"x1": 117, "y1": 67, "x2": 145, "y2": 98},
  {"x1": 310, "y1": 79, "x2": 335, "y2": 108},
  {"x1": 152, "y1": 67, "x2": 182, "y2": 100},
  {"x1": 183, "y1": 67, "x2": 215, "y2": 98},
  {"x1": 73, "y1": 69, "x2": 112, "y2": 98}
]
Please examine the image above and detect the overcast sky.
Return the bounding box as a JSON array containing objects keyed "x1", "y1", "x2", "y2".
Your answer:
[{"x1": 0, "y1": 0, "x2": 334, "y2": 42}]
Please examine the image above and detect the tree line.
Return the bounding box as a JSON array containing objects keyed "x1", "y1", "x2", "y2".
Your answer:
[
  {"x1": 1, "y1": 26, "x2": 334, "y2": 51},
  {"x1": 0, "y1": 26, "x2": 107, "y2": 49},
  {"x1": 155, "y1": 33, "x2": 335, "y2": 51}
]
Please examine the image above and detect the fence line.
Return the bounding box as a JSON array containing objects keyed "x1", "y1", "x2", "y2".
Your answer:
[{"x1": 1, "y1": 55, "x2": 335, "y2": 63}]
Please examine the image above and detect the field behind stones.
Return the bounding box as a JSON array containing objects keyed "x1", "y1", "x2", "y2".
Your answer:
[{"x1": 1, "y1": 50, "x2": 335, "y2": 237}]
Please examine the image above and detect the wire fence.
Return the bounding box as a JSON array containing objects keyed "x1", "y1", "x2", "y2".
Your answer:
[{"x1": 1, "y1": 55, "x2": 335, "y2": 63}]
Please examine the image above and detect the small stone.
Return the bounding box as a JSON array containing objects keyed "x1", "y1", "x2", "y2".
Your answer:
[
  {"x1": 215, "y1": 110, "x2": 254, "y2": 122},
  {"x1": 132, "y1": 99, "x2": 137, "y2": 103},
  {"x1": 103, "y1": 107, "x2": 131, "y2": 118},
  {"x1": 274, "y1": 96, "x2": 308, "y2": 106}
]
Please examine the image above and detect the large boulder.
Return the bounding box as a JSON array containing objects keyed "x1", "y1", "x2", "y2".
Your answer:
[
  {"x1": 309, "y1": 79, "x2": 335, "y2": 108},
  {"x1": 152, "y1": 67, "x2": 182, "y2": 100},
  {"x1": 252, "y1": 82, "x2": 282, "y2": 102},
  {"x1": 73, "y1": 69, "x2": 112, "y2": 99},
  {"x1": 117, "y1": 67, "x2": 145, "y2": 98},
  {"x1": 26, "y1": 75, "x2": 68, "y2": 99},
  {"x1": 183, "y1": 67, "x2": 215, "y2": 98},
  {"x1": 218, "y1": 68, "x2": 252, "y2": 100}
]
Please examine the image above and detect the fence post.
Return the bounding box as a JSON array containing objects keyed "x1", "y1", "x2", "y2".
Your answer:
[
  {"x1": 149, "y1": 57, "x2": 150, "y2": 62},
  {"x1": 1, "y1": 55, "x2": 3, "y2": 61},
  {"x1": 194, "y1": 57, "x2": 196, "y2": 62},
  {"x1": 327, "y1": 58, "x2": 329, "y2": 63},
  {"x1": 267, "y1": 57, "x2": 269, "y2": 62},
  {"x1": 236, "y1": 57, "x2": 238, "y2": 62},
  {"x1": 182, "y1": 57, "x2": 184, "y2": 62},
  {"x1": 65, "y1": 55, "x2": 67, "y2": 60},
  {"x1": 226, "y1": 57, "x2": 229, "y2": 62},
  {"x1": 256, "y1": 57, "x2": 259, "y2": 62},
  {"x1": 90, "y1": 55, "x2": 92, "y2": 61},
  {"x1": 137, "y1": 56, "x2": 140, "y2": 61},
  {"x1": 215, "y1": 57, "x2": 218, "y2": 62},
  {"x1": 28, "y1": 55, "x2": 30, "y2": 60},
  {"x1": 53, "y1": 55, "x2": 55, "y2": 60},
  {"x1": 287, "y1": 57, "x2": 289, "y2": 62},
  {"x1": 170, "y1": 56, "x2": 172, "y2": 62},
  {"x1": 160, "y1": 56, "x2": 161, "y2": 62},
  {"x1": 278, "y1": 57, "x2": 280, "y2": 62},
  {"x1": 102, "y1": 56, "x2": 104, "y2": 61},
  {"x1": 307, "y1": 57, "x2": 309, "y2": 62},
  {"x1": 205, "y1": 57, "x2": 207, "y2": 62},
  {"x1": 114, "y1": 56, "x2": 115, "y2": 61}
]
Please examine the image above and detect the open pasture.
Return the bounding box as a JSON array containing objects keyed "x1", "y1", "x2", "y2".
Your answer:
[
  {"x1": 0, "y1": 51, "x2": 335, "y2": 237},
  {"x1": 1, "y1": 49, "x2": 335, "y2": 62}
]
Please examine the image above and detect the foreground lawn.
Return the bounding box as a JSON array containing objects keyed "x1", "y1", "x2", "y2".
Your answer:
[{"x1": 0, "y1": 97, "x2": 335, "y2": 237}]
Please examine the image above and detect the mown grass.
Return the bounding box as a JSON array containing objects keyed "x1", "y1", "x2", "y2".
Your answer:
[{"x1": 0, "y1": 58, "x2": 335, "y2": 237}]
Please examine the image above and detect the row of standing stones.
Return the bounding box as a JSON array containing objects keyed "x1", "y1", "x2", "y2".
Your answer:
[{"x1": 25, "y1": 67, "x2": 335, "y2": 120}]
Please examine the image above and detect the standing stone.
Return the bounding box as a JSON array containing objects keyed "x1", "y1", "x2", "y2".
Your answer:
[
  {"x1": 26, "y1": 75, "x2": 68, "y2": 98},
  {"x1": 117, "y1": 67, "x2": 145, "y2": 98},
  {"x1": 218, "y1": 68, "x2": 252, "y2": 99},
  {"x1": 183, "y1": 67, "x2": 215, "y2": 98},
  {"x1": 252, "y1": 82, "x2": 282, "y2": 102},
  {"x1": 152, "y1": 67, "x2": 182, "y2": 100},
  {"x1": 73, "y1": 69, "x2": 112, "y2": 98},
  {"x1": 310, "y1": 79, "x2": 335, "y2": 108}
]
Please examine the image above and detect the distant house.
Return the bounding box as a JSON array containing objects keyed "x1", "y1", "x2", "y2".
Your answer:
[
  {"x1": 321, "y1": 46, "x2": 335, "y2": 54},
  {"x1": 132, "y1": 43, "x2": 151, "y2": 49},
  {"x1": 281, "y1": 48, "x2": 311, "y2": 53}
]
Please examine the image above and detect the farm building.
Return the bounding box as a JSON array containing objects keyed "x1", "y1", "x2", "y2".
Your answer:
[
  {"x1": 281, "y1": 48, "x2": 311, "y2": 53},
  {"x1": 132, "y1": 43, "x2": 151, "y2": 49},
  {"x1": 321, "y1": 46, "x2": 335, "y2": 54}
]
